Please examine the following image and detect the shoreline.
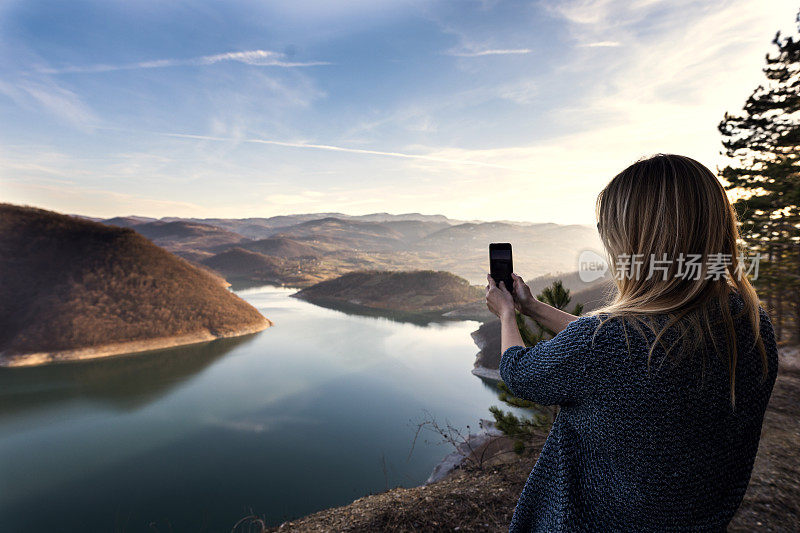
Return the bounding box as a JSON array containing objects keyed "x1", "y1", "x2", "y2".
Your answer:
[
  {"x1": 471, "y1": 365, "x2": 502, "y2": 382},
  {"x1": 0, "y1": 317, "x2": 273, "y2": 368}
]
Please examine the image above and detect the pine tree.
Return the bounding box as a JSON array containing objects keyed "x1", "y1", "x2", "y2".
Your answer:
[
  {"x1": 718, "y1": 10, "x2": 800, "y2": 341},
  {"x1": 516, "y1": 279, "x2": 584, "y2": 343}
]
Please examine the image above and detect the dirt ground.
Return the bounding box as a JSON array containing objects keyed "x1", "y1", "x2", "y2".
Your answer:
[
  {"x1": 728, "y1": 345, "x2": 800, "y2": 532},
  {"x1": 254, "y1": 346, "x2": 800, "y2": 533}
]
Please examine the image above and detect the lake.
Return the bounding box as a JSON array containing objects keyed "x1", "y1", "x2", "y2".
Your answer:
[{"x1": 0, "y1": 285, "x2": 514, "y2": 531}]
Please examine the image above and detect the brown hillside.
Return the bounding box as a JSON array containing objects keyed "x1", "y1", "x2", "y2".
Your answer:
[
  {"x1": 294, "y1": 270, "x2": 483, "y2": 313},
  {"x1": 237, "y1": 237, "x2": 320, "y2": 258},
  {"x1": 0, "y1": 204, "x2": 269, "y2": 363},
  {"x1": 133, "y1": 220, "x2": 246, "y2": 251},
  {"x1": 272, "y1": 217, "x2": 407, "y2": 252},
  {"x1": 103, "y1": 216, "x2": 157, "y2": 228},
  {"x1": 202, "y1": 248, "x2": 283, "y2": 277}
]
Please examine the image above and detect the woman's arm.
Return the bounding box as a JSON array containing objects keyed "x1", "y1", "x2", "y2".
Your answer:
[
  {"x1": 521, "y1": 298, "x2": 579, "y2": 335},
  {"x1": 500, "y1": 316, "x2": 596, "y2": 405},
  {"x1": 510, "y1": 272, "x2": 579, "y2": 334},
  {"x1": 488, "y1": 273, "x2": 595, "y2": 405},
  {"x1": 499, "y1": 311, "x2": 525, "y2": 353},
  {"x1": 485, "y1": 275, "x2": 525, "y2": 352}
]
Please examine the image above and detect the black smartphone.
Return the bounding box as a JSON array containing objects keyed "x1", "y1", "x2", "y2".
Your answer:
[{"x1": 489, "y1": 242, "x2": 514, "y2": 291}]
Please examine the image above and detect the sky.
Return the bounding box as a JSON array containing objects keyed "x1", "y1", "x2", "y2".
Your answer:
[{"x1": 0, "y1": 0, "x2": 797, "y2": 224}]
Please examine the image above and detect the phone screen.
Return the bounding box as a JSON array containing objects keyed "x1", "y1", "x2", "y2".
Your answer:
[{"x1": 489, "y1": 243, "x2": 513, "y2": 290}]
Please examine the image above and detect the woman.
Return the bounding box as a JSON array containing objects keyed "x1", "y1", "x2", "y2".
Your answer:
[{"x1": 485, "y1": 154, "x2": 778, "y2": 532}]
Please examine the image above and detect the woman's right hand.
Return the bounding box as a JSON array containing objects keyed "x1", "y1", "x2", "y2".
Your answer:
[{"x1": 511, "y1": 272, "x2": 537, "y2": 316}]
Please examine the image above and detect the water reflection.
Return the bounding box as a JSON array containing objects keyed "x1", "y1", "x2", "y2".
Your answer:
[
  {"x1": 288, "y1": 295, "x2": 461, "y2": 326},
  {"x1": 0, "y1": 286, "x2": 511, "y2": 532},
  {"x1": 0, "y1": 333, "x2": 260, "y2": 417}
]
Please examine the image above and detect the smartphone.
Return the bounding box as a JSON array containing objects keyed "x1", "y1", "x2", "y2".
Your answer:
[{"x1": 489, "y1": 242, "x2": 514, "y2": 291}]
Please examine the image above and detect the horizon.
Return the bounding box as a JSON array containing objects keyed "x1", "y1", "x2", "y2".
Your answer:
[
  {"x1": 1, "y1": 1, "x2": 798, "y2": 224},
  {"x1": 71, "y1": 207, "x2": 596, "y2": 228}
]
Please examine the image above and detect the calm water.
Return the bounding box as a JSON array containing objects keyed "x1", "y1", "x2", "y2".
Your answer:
[{"x1": 0, "y1": 286, "x2": 513, "y2": 532}]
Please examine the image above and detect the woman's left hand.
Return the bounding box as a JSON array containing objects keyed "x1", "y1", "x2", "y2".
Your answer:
[{"x1": 485, "y1": 274, "x2": 515, "y2": 319}]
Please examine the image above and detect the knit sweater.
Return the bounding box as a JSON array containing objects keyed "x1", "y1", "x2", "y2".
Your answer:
[{"x1": 500, "y1": 292, "x2": 778, "y2": 532}]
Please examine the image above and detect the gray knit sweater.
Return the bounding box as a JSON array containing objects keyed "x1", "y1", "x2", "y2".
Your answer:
[{"x1": 500, "y1": 292, "x2": 778, "y2": 532}]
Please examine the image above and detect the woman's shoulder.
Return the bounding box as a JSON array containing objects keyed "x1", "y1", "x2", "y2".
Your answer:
[
  {"x1": 556, "y1": 314, "x2": 623, "y2": 348},
  {"x1": 572, "y1": 312, "x2": 624, "y2": 338}
]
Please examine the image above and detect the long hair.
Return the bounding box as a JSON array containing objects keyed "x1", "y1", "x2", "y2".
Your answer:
[{"x1": 591, "y1": 154, "x2": 767, "y2": 406}]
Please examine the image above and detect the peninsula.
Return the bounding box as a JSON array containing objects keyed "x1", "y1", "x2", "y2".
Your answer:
[{"x1": 0, "y1": 204, "x2": 271, "y2": 367}]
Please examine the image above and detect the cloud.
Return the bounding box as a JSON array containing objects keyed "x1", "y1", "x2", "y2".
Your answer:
[
  {"x1": 446, "y1": 48, "x2": 532, "y2": 57},
  {"x1": 0, "y1": 79, "x2": 98, "y2": 127},
  {"x1": 495, "y1": 79, "x2": 537, "y2": 104},
  {"x1": 142, "y1": 130, "x2": 519, "y2": 170},
  {"x1": 544, "y1": 0, "x2": 660, "y2": 26},
  {"x1": 37, "y1": 49, "x2": 331, "y2": 74},
  {"x1": 580, "y1": 41, "x2": 622, "y2": 47}
]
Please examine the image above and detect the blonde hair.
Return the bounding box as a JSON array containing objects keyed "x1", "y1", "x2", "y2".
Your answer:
[{"x1": 591, "y1": 154, "x2": 767, "y2": 406}]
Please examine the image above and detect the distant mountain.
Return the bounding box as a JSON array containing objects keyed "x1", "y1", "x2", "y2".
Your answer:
[
  {"x1": 201, "y1": 248, "x2": 283, "y2": 281},
  {"x1": 271, "y1": 217, "x2": 407, "y2": 252},
  {"x1": 103, "y1": 216, "x2": 158, "y2": 228},
  {"x1": 159, "y1": 212, "x2": 454, "y2": 239},
  {"x1": 415, "y1": 221, "x2": 596, "y2": 253},
  {"x1": 161, "y1": 214, "x2": 346, "y2": 239},
  {"x1": 293, "y1": 270, "x2": 484, "y2": 315},
  {"x1": 378, "y1": 219, "x2": 452, "y2": 242},
  {"x1": 0, "y1": 204, "x2": 270, "y2": 366},
  {"x1": 130, "y1": 220, "x2": 247, "y2": 252},
  {"x1": 235, "y1": 237, "x2": 321, "y2": 258},
  {"x1": 412, "y1": 222, "x2": 602, "y2": 283},
  {"x1": 347, "y1": 212, "x2": 451, "y2": 224},
  {"x1": 96, "y1": 212, "x2": 603, "y2": 287}
]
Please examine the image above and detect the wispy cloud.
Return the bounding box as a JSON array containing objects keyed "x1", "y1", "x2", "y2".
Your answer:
[
  {"x1": 148, "y1": 130, "x2": 519, "y2": 170},
  {"x1": 0, "y1": 79, "x2": 98, "y2": 127},
  {"x1": 580, "y1": 41, "x2": 622, "y2": 47},
  {"x1": 38, "y1": 49, "x2": 331, "y2": 74},
  {"x1": 446, "y1": 48, "x2": 532, "y2": 57}
]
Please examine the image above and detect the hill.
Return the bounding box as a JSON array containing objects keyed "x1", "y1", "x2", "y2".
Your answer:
[
  {"x1": 271, "y1": 217, "x2": 407, "y2": 252},
  {"x1": 103, "y1": 216, "x2": 157, "y2": 228},
  {"x1": 0, "y1": 204, "x2": 271, "y2": 366},
  {"x1": 98, "y1": 213, "x2": 604, "y2": 287},
  {"x1": 201, "y1": 248, "x2": 284, "y2": 281},
  {"x1": 130, "y1": 220, "x2": 247, "y2": 252},
  {"x1": 378, "y1": 219, "x2": 451, "y2": 242},
  {"x1": 293, "y1": 270, "x2": 484, "y2": 315},
  {"x1": 236, "y1": 237, "x2": 320, "y2": 258},
  {"x1": 161, "y1": 212, "x2": 453, "y2": 239}
]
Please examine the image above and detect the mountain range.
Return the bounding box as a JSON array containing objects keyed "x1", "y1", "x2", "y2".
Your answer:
[{"x1": 100, "y1": 212, "x2": 603, "y2": 288}]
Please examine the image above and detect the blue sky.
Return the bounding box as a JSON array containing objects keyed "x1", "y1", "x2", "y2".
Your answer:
[{"x1": 0, "y1": 0, "x2": 797, "y2": 223}]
